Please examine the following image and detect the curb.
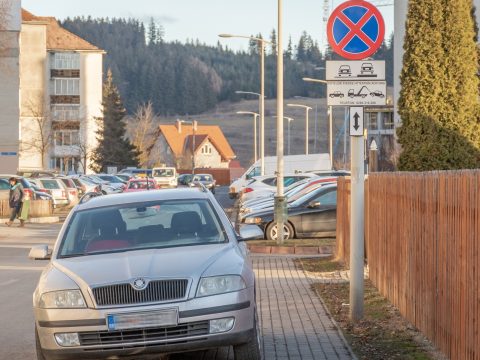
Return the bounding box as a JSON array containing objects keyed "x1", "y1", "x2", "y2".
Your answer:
[
  {"x1": 1, "y1": 216, "x2": 60, "y2": 224},
  {"x1": 247, "y1": 244, "x2": 334, "y2": 255}
]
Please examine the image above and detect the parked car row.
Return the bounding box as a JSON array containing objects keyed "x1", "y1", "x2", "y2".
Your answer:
[{"x1": 234, "y1": 170, "x2": 350, "y2": 241}]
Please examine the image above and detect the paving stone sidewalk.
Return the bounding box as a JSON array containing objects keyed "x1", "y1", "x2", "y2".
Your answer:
[{"x1": 253, "y1": 255, "x2": 355, "y2": 360}]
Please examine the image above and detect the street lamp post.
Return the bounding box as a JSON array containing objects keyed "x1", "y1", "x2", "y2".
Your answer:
[
  {"x1": 219, "y1": 35, "x2": 273, "y2": 176},
  {"x1": 287, "y1": 103, "x2": 312, "y2": 154},
  {"x1": 302, "y1": 77, "x2": 333, "y2": 169},
  {"x1": 237, "y1": 111, "x2": 260, "y2": 162},
  {"x1": 286, "y1": 117, "x2": 294, "y2": 155}
]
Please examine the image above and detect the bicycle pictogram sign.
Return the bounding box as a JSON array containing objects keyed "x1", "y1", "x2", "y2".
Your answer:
[{"x1": 327, "y1": 0, "x2": 385, "y2": 60}]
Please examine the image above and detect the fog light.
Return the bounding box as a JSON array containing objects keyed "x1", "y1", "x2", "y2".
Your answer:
[
  {"x1": 209, "y1": 317, "x2": 235, "y2": 334},
  {"x1": 54, "y1": 333, "x2": 80, "y2": 347}
]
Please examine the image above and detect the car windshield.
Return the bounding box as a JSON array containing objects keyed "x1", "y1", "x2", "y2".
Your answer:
[
  {"x1": 290, "y1": 186, "x2": 337, "y2": 207},
  {"x1": 99, "y1": 175, "x2": 123, "y2": 183},
  {"x1": 194, "y1": 175, "x2": 212, "y2": 182},
  {"x1": 58, "y1": 199, "x2": 227, "y2": 258},
  {"x1": 153, "y1": 169, "x2": 174, "y2": 177},
  {"x1": 40, "y1": 180, "x2": 60, "y2": 189}
]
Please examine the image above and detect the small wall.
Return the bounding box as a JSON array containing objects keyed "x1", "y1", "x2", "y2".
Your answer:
[{"x1": 0, "y1": 200, "x2": 53, "y2": 217}]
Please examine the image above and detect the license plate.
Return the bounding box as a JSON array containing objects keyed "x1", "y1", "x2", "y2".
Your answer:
[{"x1": 107, "y1": 309, "x2": 178, "y2": 331}]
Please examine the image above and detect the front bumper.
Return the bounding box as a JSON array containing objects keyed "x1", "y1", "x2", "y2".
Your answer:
[{"x1": 36, "y1": 290, "x2": 255, "y2": 359}]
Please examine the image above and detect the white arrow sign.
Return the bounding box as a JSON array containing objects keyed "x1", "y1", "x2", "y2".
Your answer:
[{"x1": 349, "y1": 107, "x2": 364, "y2": 137}]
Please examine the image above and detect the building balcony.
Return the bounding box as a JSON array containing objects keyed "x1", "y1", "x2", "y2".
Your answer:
[
  {"x1": 50, "y1": 95, "x2": 80, "y2": 104},
  {"x1": 51, "y1": 69, "x2": 80, "y2": 78}
]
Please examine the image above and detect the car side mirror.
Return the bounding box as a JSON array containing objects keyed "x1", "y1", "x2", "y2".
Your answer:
[
  {"x1": 308, "y1": 201, "x2": 321, "y2": 209},
  {"x1": 29, "y1": 245, "x2": 51, "y2": 260},
  {"x1": 238, "y1": 225, "x2": 264, "y2": 241}
]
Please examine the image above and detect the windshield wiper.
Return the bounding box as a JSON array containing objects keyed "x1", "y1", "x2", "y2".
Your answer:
[{"x1": 58, "y1": 253, "x2": 86, "y2": 259}]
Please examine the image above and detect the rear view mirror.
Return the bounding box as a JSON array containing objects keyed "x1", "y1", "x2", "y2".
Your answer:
[
  {"x1": 29, "y1": 245, "x2": 51, "y2": 260},
  {"x1": 238, "y1": 225, "x2": 264, "y2": 241},
  {"x1": 308, "y1": 201, "x2": 321, "y2": 209}
]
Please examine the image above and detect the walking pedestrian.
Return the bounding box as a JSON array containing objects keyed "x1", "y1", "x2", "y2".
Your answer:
[{"x1": 5, "y1": 177, "x2": 24, "y2": 227}]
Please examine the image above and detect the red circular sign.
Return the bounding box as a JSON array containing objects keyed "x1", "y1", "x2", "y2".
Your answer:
[{"x1": 327, "y1": 0, "x2": 385, "y2": 60}]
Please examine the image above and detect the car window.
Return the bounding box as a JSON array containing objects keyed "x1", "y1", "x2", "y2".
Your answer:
[
  {"x1": 57, "y1": 199, "x2": 227, "y2": 258},
  {"x1": 40, "y1": 180, "x2": 61, "y2": 189},
  {"x1": 312, "y1": 189, "x2": 337, "y2": 206},
  {"x1": 0, "y1": 179, "x2": 10, "y2": 190},
  {"x1": 61, "y1": 179, "x2": 75, "y2": 188},
  {"x1": 153, "y1": 169, "x2": 174, "y2": 177},
  {"x1": 262, "y1": 178, "x2": 276, "y2": 186},
  {"x1": 128, "y1": 181, "x2": 154, "y2": 189},
  {"x1": 246, "y1": 167, "x2": 260, "y2": 179}
]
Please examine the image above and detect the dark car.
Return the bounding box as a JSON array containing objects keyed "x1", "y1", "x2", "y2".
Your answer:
[
  {"x1": 192, "y1": 174, "x2": 216, "y2": 194},
  {"x1": 178, "y1": 173, "x2": 193, "y2": 186},
  {"x1": 242, "y1": 184, "x2": 337, "y2": 241}
]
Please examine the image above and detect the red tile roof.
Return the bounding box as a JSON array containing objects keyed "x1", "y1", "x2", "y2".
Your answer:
[
  {"x1": 22, "y1": 9, "x2": 102, "y2": 52},
  {"x1": 159, "y1": 123, "x2": 236, "y2": 161}
]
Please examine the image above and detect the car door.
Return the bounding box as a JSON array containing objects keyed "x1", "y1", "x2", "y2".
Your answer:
[{"x1": 298, "y1": 189, "x2": 337, "y2": 237}]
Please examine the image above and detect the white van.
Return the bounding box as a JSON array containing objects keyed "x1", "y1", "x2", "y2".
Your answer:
[
  {"x1": 229, "y1": 153, "x2": 331, "y2": 198},
  {"x1": 152, "y1": 167, "x2": 177, "y2": 188}
]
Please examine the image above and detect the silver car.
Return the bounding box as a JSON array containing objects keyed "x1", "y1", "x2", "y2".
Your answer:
[{"x1": 29, "y1": 188, "x2": 263, "y2": 360}]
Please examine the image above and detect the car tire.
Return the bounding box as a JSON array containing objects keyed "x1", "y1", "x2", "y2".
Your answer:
[
  {"x1": 101, "y1": 190, "x2": 107, "y2": 195},
  {"x1": 233, "y1": 309, "x2": 262, "y2": 360},
  {"x1": 265, "y1": 221, "x2": 294, "y2": 241},
  {"x1": 211, "y1": 188, "x2": 215, "y2": 194},
  {"x1": 35, "y1": 327, "x2": 47, "y2": 360}
]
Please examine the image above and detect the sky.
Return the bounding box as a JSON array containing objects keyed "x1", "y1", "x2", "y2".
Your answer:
[{"x1": 21, "y1": 0, "x2": 394, "y2": 52}]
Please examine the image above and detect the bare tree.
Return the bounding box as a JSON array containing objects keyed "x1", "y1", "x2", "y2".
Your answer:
[
  {"x1": 20, "y1": 101, "x2": 53, "y2": 169},
  {"x1": 126, "y1": 102, "x2": 159, "y2": 167},
  {"x1": 77, "y1": 133, "x2": 94, "y2": 174}
]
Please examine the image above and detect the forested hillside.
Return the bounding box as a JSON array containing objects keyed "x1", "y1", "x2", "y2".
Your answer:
[{"x1": 61, "y1": 17, "x2": 393, "y2": 115}]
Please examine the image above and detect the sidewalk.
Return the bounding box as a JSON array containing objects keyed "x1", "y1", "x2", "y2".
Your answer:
[{"x1": 254, "y1": 255, "x2": 355, "y2": 360}]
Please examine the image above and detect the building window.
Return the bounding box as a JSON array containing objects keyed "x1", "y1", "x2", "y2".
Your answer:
[
  {"x1": 51, "y1": 78, "x2": 80, "y2": 96},
  {"x1": 382, "y1": 112, "x2": 395, "y2": 130},
  {"x1": 51, "y1": 105, "x2": 80, "y2": 121},
  {"x1": 50, "y1": 156, "x2": 80, "y2": 174},
  {"x1": 51, "y1": 53, "x2": 80, "y2": 70},
  {"x1": 201, "y1": 144, "x2": 212, "y2": 155},
  {"x1": 367, "y1": 113, "x2": 378, "y2": 131},
  {"x1": 54, "y1": 130, "x2": 80, "y2": 147}
]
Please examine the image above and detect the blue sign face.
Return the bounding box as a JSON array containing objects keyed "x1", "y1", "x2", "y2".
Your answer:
[{"x1": 327, "y1": 1, "x2": 385, "y2": 60}]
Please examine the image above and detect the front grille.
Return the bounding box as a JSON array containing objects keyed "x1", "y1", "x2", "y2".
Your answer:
[
  {"x1": 92, "y1": 279, "x2": 189, "y2": 306},
  {"x1": 79, "y1": 321, "x2": 209, "y2": 347}
]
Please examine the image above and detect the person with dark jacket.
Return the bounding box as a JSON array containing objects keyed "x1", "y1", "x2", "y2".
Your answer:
[{"x1": 5, "y1": 177, "x2": 24, "y2": 227}]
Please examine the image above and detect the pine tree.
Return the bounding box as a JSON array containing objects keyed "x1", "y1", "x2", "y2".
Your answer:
[
  {"x1": 285, "y1": 36, "x2": 293, "y2": 59},
  {"x1": 397, "y1": 0, "x2": 480, "y2": 170},
  {"x1": 91, "y1": 69, "x2": 139, "y2": 172},
  {"x1": 147, "y1": 18, "x2": 157, "y2": 45},
  {"x1": 270, "y1": 29, "x2": 277, "y2": 56}
]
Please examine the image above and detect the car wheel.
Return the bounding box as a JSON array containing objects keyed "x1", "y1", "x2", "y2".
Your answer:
[
  {"x1": 233, "y1": 309, "x2": 262, "y2": 360},
  {"x1": 35, "y1": 327, "x2": 47, "y2": 360},
  {"x1": 101, "y1": 190, "x2": 107, "y2": 195},
  {"x1": 265, "y1": 221, "x2": 294, "y2": 241},
  {"x1": 211, "y1": 187, "x2": 215, "y2": 194}
]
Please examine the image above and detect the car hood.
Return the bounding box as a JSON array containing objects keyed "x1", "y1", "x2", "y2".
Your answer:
[{"x1": 53, "y1": 243, "x2": 239, "y2": 289}]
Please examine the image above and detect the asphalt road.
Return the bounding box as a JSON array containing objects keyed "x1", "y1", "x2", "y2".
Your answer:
[{"x1": 0, "y1": 187, "x2": 236, "y2": 360}]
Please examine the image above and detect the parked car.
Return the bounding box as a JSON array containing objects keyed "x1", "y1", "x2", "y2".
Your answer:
[
  {"x1": 178, "y1": 173, "x2": 193, "y2": 186},
  {"x1": 123, "y1": 178, "x2": 157, "y2": 192},
  {"x1": 58, "y1": 177, "x2": 79, "y2": 207},
  {"x1": 118, "y1": 168, "x2": 152, "y2": 178},
  {"x1": 69, "y1": 177, "x2": 101, "y2": 196},
  {"x1": 95, "y1": 174, "x2": 127, "y2": 191},
  {"x1": 29, "y1": 178, "x2": 70, "y2": 207},
  {"x1": 152, "y1": 167, "x2": 177, "y2": 188},
  {"x1": 0, "y1": 174, "x2": 36, "y2": 201},
  {"x1": 17, "y1": 170, "x2": 58, "y2": 178},
  {"x1": 242, "y1": 184, "x2": 338, "y2": 240},
  {"x1": 0, "y1": 178, "x2": 10, "y2": 201},
  {"x1": 241, "y1": 173, "x2": 316, "y2": 203},
  {"x1": 191, "y1": 174, "x2": 216, "y2": 193},
  {"x1": 29, "y1": 188, "x2": 263, "y2": 360},
  {"x1": 115, "y1": 174, "x2": 132, "y2": 182},
  {"x1": 81, "y1": 175, "x2": 120, "y2": 195}
]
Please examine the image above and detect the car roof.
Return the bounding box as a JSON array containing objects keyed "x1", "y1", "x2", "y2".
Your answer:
[{"x1": 76, "y1": 188, "x2": 210, "y2": 211}]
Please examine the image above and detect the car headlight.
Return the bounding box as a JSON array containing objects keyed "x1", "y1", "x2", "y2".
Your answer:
[
  {"x1": 197, "y1": 275, "x2": 246, "y2": 297},
  {"x1": 244, "y1": 217, "x2": 262, "y2": 224},
  {"x1": 39, "y1": 290, "x2": 86, "y2": 309}
]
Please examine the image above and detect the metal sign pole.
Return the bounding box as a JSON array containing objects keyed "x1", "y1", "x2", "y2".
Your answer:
[{"x1": 349, "y1": 106, "x2": 365, "y2": 321}]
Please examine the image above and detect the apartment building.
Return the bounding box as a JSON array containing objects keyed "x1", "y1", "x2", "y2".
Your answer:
[{"x1": 17, "y1": 9, "x2": 104, "y2": 174}]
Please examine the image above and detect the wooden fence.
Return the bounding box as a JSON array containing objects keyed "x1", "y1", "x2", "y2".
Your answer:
[
  {"x1": 336, "y1": 171, "x2": 480, "y2": 360},
  {"x1": 0, "y1": 200, "x2": 53, "y2": 218}
]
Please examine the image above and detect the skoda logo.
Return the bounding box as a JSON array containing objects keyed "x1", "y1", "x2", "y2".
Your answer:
[{"x1": 132, "y1": 278, "x2": 148, "y2": 290}]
